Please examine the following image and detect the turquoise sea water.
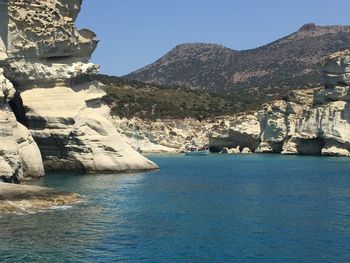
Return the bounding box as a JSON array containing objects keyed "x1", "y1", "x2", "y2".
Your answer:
[{"x1": 1, "y1": 154, "x2": 350, "y2": 262}]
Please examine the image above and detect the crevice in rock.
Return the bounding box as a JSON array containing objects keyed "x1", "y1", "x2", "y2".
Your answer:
[
  {"x1": 70, "y1": 73, "x2": 93, "y2": 85},
  {"x1": 209, "y1": 146, "x2": 222, "y2": 153},
  {"x1": 273, "y1": 142, "x2": 284, "y2": 153},
  {"x1": 46, "y1": 55, "x2": 73, "y2": 62},
  {"x1": 0, "y1": 175, "x2": 19, "y2": 184},
  {"x1": 9, "y1": 91, "x2": 28, "y2": 127},
  {"x1": 296, "y1": 137, "x2": 325, "y2": 155}
]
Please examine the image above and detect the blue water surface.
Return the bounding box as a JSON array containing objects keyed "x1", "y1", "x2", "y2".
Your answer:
[{"x1": 0, "y1": 154, "x2": 350, "y2": 262}]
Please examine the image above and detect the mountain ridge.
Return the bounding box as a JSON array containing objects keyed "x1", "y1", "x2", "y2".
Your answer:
[{"x1": 125, "y1": 24, "x2": 350, "y2": 103}]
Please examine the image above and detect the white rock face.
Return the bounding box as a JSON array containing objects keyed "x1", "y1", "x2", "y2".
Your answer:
[
  {"x1": 113, "y1": 113, "x2": 262, "y2": 154},
  {"x1": 1, "y1": 0, "x2": 97, "y2": 60},
  {"x1": 111, "y1": 51, "x2": 350, "y2": 158},
  {"x1": 323, "y1": 50, "x2": 350, "y2": 88},
  {"x1": 205, "y1": 51, "x2": 350, "y2": 157},
  {"x1": 281, "y1": 138, "x2": 298, "y2": 155},
  {"x1": 241, "y1": 147, "x2": 252, "y2": 154},
  {"x1": 0, "y1": 0, "x2": 158, "y2": 173},
  {"x1": 211, "y1": 51, "x2": 350, "y2": 157},
  {"x1": 255, "y1": 89, "x2": 316, "y2": 154},
  {"x1": 220, "y1": 146, "x2": 240, "y2": 154},
  {"x1": 113, "y1": 117, "x2": 211, "y2": 153},
  {"x1": 0, "y1": 69, "x2": 44, "y2": 182},
  {"x1": 256, "y1": 101, "x2": 289, "y2": 153},
  {"x1": 254, "y1": 89, "x2": 350, "y2": 156},
  {"x1": 113, "y1": 115, "x2": 261, "y2": 154},
  {"x1": 14, "y1": 123, "x2": 45, "y2": 179},
  {"x1": 209, "y1": 113, "x2": 261, "y2": 152}
]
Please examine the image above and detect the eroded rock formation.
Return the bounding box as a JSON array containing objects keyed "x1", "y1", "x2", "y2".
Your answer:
[
  {"x1": 0, "y1": 69, "x2": 44, "y2": 182},
  {"x1": 111, "y1": 51, "x2": 350, "y2": 158},
  {"x1": 209, "y1": 113, "x2": 261, "y2": 152},
  {"x1": 113, "y1": 114, "x2": 261, "y2": 154},
  {"x1": 0, "y1": 0, "x2": 157, "y2": 178},
  {"x1": 210, "y1": 51, "x2": 350, "y2": 157},
  {"x1": 0, "y1": 182, "x2": 81, "y2": 213},
  {"x1": 113, "y1": 117, "x2": 211, "y2": 153}
]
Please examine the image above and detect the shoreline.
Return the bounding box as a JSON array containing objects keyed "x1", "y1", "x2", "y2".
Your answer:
[
  {"x1": 144, "y1": 151, "x2": 350, "y2": 158},
  {"x1": 0, "y1": 183, "x2": 81, "y2": 214}
]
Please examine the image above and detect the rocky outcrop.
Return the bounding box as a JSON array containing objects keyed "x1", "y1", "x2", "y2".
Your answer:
[
  {"x1": 113, "y1": 51, "x2": 350, "y2": 158},
  {"x1": 284, "y1": 51, "x2": 350, "y2": 156},
  {"x1": 220, "y1": 147, "x2": 240, "y2": 154},
  {"x1": 210, "y1": 51, "x2": 350, "y2": 157},
  {"x1": 0, "y1": 182, "x2": 81, "y2": 213},
  {"x1": 0, "y1": 69, "x2": 44, "y2": 182},
  {"x1": 241, "y1": 147, "x2": 252, "y2": 154},
  {"x1": 113, "y1": 117, "x2": 211, "y2": 153},
  {"x1": 114, "y1": 114, "x2": 261, "y2": 155},
  {"x1": 0, "y1": 0, "x2": 157, "y2": 174},
  {"x1": 209, "y1": 113, "x2": 261, "y2": 153}
]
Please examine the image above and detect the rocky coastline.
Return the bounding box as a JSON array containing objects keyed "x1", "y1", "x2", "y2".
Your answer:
[
  {"x1": 0, "y1": 182, "x2": 81, "y2": 214},
  {"x1": 0, "y1": 0, "x2": 158, "y2": 184},
  {"x1": 210, "y1": 51, "x2": 350, "y2": 157},
  {"x1": 0, "y1": 0, "x2": 350, "y2": 214},
  {"x1": 116, "y1": 51, "x2": 350, "y2": 158},
  {"x1": 0, "y1": 0, "x2": 157, "y2": 211},
  {"x1": 113, "y1": 117, "x2": 210, "y2": 153}
]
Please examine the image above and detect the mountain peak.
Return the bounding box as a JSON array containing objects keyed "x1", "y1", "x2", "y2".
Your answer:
[
  {"x1": 126, "y1": 24, "x2": 350, "y2": 99},
  {"x1": 298, "y1": 23, "x2": 318, "y2": 32}
]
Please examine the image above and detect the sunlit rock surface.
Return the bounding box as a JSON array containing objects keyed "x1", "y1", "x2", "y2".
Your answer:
[
  {"x1": 114, "y1": 114, "x2": 261, "y2": 155},
  {"x1": 209, "y1": 113, "x2": 260, "y2": 153},
  {"x1": 113, "y1": 117, "x2": 210, "y2": 154},
  {"x1": 0, "y1": 182, "x2": 81, "y2": 213},
  {"x1": 209, "y1": 51, "x2": 350, "y2": 157},
  {"x1": 0, "y1": 0, "x2": 157, "y2": 173},
  {"x1": 0, "y1": 69, "x2": 44, "y2": 182}
]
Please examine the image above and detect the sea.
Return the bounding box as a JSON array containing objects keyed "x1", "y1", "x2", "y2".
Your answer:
[{"x1": 0, "y1": 154, "x2": 350, "y2": 262}]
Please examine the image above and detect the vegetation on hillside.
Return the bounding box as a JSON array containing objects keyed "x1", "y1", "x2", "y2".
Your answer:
[
  {"x1": 95, "y1": 75, "x2": 261, "y2": 120},
  {"x1": 91, "y1": 25, "x2": 350, "y2": 120}
]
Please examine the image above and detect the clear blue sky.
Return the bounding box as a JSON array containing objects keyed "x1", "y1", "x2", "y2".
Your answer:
[{"x1": 77, "y1": 0, "x2": 350, "y2": 76}]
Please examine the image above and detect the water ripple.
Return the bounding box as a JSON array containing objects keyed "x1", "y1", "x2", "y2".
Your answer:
[{"x1": 0, "y1": 154, "x2": 350, "y2": 262}]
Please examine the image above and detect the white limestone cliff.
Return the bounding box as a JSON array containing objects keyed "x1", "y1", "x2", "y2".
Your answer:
[
  {"x1": 110, "y1": 51, "x2": 350, "y2": 158},
  {"x1": 113, "y1": 114, "x2": 261, "y2": 155},
  {"x1": 113, "y1": 117, "x2": 210, "y2": 153},
  {"x1": 210, "y1": 51, "x2": 350, "y2": 157},
  {"x1": 0, "y1": 69, "x2": 44, "y2": 182},
  {"x1": 208, "y1": 113, "x2": 260, "y2": 153},
  {"x1": 0, "y1": 0, "x2": 158, "y2": 175}
]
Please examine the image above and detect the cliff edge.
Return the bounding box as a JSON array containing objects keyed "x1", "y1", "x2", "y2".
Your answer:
[
  {"x1": 210, "y1": 50, "x2": 350, "y2": 157},
  {"x1": 0, "y1": 0, "x2": 157, "y2": 182}
]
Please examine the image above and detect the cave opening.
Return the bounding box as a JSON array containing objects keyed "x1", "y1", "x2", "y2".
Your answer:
[
  {"x1": 296, "y1": 137, "x2": 326, "y2": 155},
  {"x1": 9, "y1": 91, "x2": 28, "y2": 127},
  {"x1": 46, "y1": 55, "x2": 73, "y2": 63},
  {"x1": 209, "y1": 146, "x2": 222, "y2": 153}
]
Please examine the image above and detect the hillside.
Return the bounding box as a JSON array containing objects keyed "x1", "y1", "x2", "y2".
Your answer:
[
  {"x1": 94, "y1": 74, "x2": 254, "y2": 120},
  {"x1": 125, "y1": 24, "x2": 350, "y2": 102}
]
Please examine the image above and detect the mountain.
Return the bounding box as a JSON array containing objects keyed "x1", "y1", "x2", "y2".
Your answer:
[{"x1": 125, "y1": 24, "x2": 350, "y2": 103}]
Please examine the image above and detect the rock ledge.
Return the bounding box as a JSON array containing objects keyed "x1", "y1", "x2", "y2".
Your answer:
[{"x1": 0, "y1": 183, "x2": 81, "y2": 213}]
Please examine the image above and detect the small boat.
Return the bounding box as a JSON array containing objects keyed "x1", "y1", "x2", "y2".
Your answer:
[{"x1": 185, "y1": 145, "x2": 210, "y2": 156}]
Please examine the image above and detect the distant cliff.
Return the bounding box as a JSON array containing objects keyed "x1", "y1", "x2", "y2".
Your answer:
[
  {"x1": 126, "y1": 24, "x2": 350, "y2": 106},
  {"x1": 117, "y1": 51, "x2": 350, "y2": 157},
  {"x1": 210, "y1": 50, "x2": 350, "y2": 157}
]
